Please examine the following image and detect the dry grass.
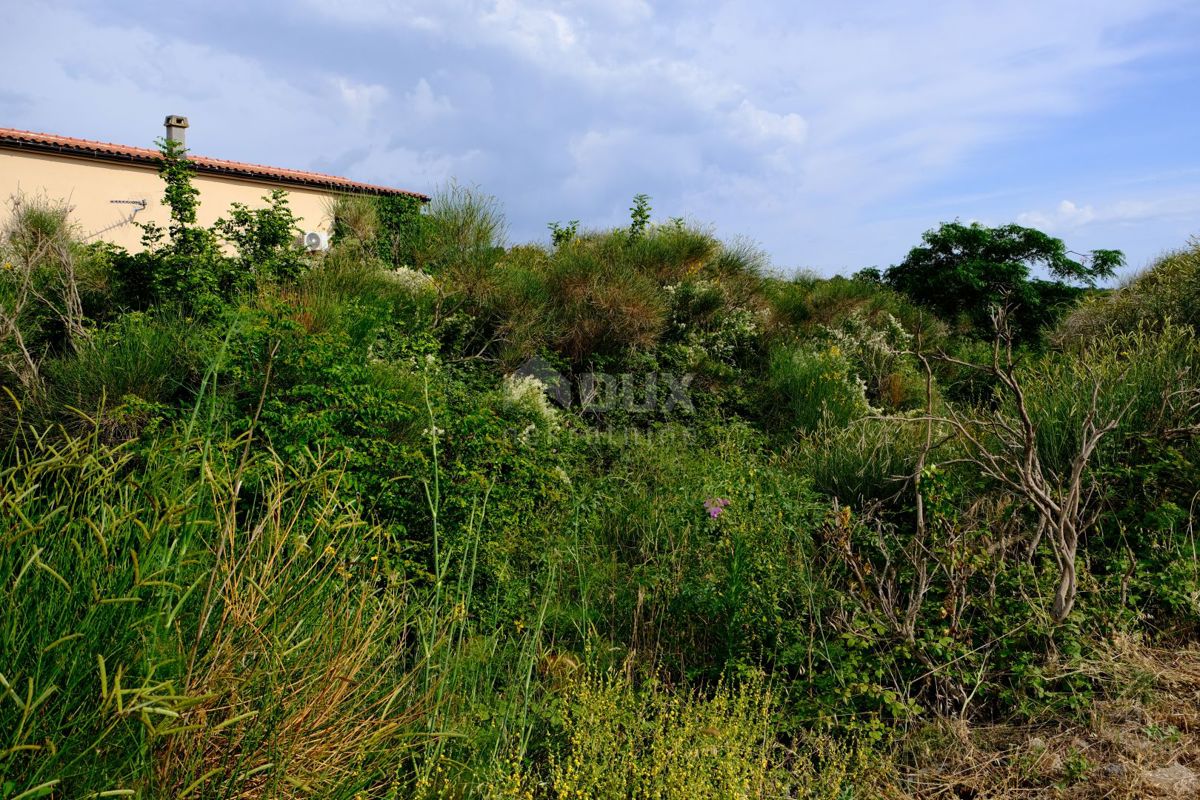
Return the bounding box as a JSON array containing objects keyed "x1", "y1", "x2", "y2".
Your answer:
[{"x1": 899, "y1": 636, "x2": 1200, "y2": 798}]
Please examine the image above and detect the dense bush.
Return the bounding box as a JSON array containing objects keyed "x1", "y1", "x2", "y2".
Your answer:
[
  {"x1": 2, "y1": 160, "x2": 1198, "y2": 798},
  {"x1": 1057, "y1": 237, "x2": 1200, "y2": 344},
  {"x1": 765, "y1": 342, "x2": 872, "y2": 433}
]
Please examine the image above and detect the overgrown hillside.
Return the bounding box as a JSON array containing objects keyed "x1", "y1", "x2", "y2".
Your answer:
[{"x1": 2, "y1": 146, "x2": 1198, "y2": 799}]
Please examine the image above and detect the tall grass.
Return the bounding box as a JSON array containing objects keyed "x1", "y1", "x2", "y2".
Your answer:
[
  {"x1": 1057, "y1": 238, "x2": 1200, "y2": 344},
  {"x1": 1020, "y1": 324, "x2": 1199, "y2": 475},
  {"x1": 0, "y1": 422, "x2": 430, "y2": 798},
  {"x1": 41, "y1": 311, "x2": 198, "y2": 428},
  {"x1": 765, "y1": 343, "x2": 872, "y2": 434}
]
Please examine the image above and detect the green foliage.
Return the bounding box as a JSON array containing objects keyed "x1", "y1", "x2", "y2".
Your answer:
[
  {"x1": 134, "y1": 138, "x2": 228, "y2": 314},
  {"x1": 374, "y1": 193, "x2": 426, "y2": 267},
  {"x1": 663, "y1": 277, "x2": 764, "y2": 384},
  {"x1": 530, "y1": 674, "x2": 895, "y2": 799},
  {"x1": 104, "y1": 140, "x2": 311, "y2": 318},
  {"x1": 213, "y1": 188, "x2": 304, "y2": 282},
  {"x1": 41, "y1": 311, "x2": 196, "y2": 433},
  {"x1": 547, "y1": 219, "x2": 579, "y2": 247},
  {"x1": 822, "y1": 311, "x2": 927, "y2": 412},
  {"x1": 458, "y1": 222, "x2": 768, "y2": 383},
  {"x1": 852, "y1": 266, "x2": 883, "y2": 284},
  {"x1": 416, "y1": 182, "x2": 506, "y2": 277},
  {"x1": 563, "y1": 425, "x2": 828, "y2": 682},
  {"x1": 800, "y1": 417, "x2": 928, "y2": 505},
  {"x1": 884, "y1": 221, "x2": 1124, "y2": 341},
  {"x1": 3, "y1": 170, "x2": 1199, "y2": 798},
  {"x1": 1057, "y1": 237, "x2": 1200, "y2": 344},
  {"x1": 329, "y1": 192, "x2": 379, "y2": 245},
  {"x1": 0, "y1": 196, "x2": 86, "y2": 387},
  {"x1": 157, "y1": 138, "x2": 201, "y2": 236},
  {"x1": 767, "y1": 273, "x2": 945, "y2": 347},
  {"x1": 498, "y1": 234, "x2": 668, "y2": 364},
  {"x1": 766, "y1": 342, "x2": 872, "y2": 434},
  {"x1": 0, "y1": 431, "x2": 424, "y2": 798},
  {"x1": 628, "y1": 193, "x2": 652, "y2": 242},
  {"x1": 1018, "y1": 325, "x2": 1200, "y2": 627}
]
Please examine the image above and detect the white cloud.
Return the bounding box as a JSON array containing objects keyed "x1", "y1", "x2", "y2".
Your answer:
[
  {"x1": 482, "y1": 0, "x2": 578, "y2": 60},
  {"x1": 334, "y1": 77, "x2": 389, "y2": 123},
  {"x1": 286, "y1": 0, "x2": 1174, "y2": 213},
  {"x1": 564, "y1": 127, "x2": 702, "y2": 198},
  {"x1": 349, "y1": 144, "x2": 485, "y2": 188},
  {"x1": 1018, "y1": 195, "x2": 1200, "y2": 232},
  {"x1": 405, "y1": 78, "x2": 454, "y2": 120},
  {"x1": 731, "y1": 100, "x2": 807, "y2": 147},
  {"x1": 1018, "y1": 200, "x2": 1098, "y2": 230}
]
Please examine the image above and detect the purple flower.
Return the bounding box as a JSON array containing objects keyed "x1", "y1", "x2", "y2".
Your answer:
[{"x1": 704, "y1": 497, "x2": 731, "y2": 519}]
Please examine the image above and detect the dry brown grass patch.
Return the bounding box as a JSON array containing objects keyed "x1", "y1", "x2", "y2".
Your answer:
[{"x1": 899, "y1": 637, "x2": 1200, "y2": 799}]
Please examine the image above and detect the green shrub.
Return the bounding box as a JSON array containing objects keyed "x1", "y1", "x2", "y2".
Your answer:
[
  {"x1": 213, "y1": 187, "x2": 306, "y2": 283},
  {"x1": 1057, "y1": 237, "x2": 1200, "y2": 344},
  {"x1": 416, "y1": 182, "x2": 507, "y2": 278},
  {"x1": 330, "y1": 192, "x2": 427, "y2": 269},
  {"x1": 1017, "y1": 325, "x2": 1200, "y2": 629},
  {"x1": 823, "y1": 310, "x2": 928, "y2": 412},
  {"x1": 329, "y1": 192, "x2": 380, "y2": 245},
  {"x1": 663, "y1": 278, "x2": 765, "y2": 372},
  {"x1": 0, "y1": 194, "x2": 102, "y2": 391},
  {"x1": 452, "y1": 221, "x2": 768, "y2": 371},
  {"x1": 545, "y1": 675, "x2": 831, "y2": 799},
  {"x1": 1018, "y1": 324, "x2": 1199, "y2": 476},
  {"x1": 41, "y1": 311, "x2": 199, "y2": 436},
  {"x1": 766, "y1": 342, "x2": 872, "y2": 434},
  {"x1": 296, "y1": 239, "x2": 438, "y2": 351},
  {"x1": 479, "y1": 234, "x2": 669, "y2": 366},
  {"x1": 541, "y1": 235, "x2": 668, "y2": 363},
  {"x1": 799, "y1": 416, "x2": 931, "y2": 505},
  {"x1": 766, "y1": 273, "x2": 946, "y2": 347},
  {"x1": 565, "y1": 425, "x2": 826, "y2": 680},
  {"x1": 625, "y1": 219, "x2": 719, "y2": 283}
]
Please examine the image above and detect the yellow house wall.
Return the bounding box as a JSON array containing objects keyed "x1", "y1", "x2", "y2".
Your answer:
[{"x1": 0, "y1": 150, "x2": 336, "y2": 250}]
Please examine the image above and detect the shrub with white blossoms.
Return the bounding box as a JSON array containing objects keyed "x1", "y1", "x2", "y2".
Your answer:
[
  {"x1": 386, "y1": 265, "x2": 436, "y2": 296},
  {"x1": 823, "y1": 311, "x2": 925, "y2": 411},
  {"x1": 664, "y1": 280, "x2": 763, "y2": 367},
  {"x1": 502, "y1": 373, "x2": 560, "y2": 434}
]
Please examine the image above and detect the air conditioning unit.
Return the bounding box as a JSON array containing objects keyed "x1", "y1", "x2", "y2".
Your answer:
[{"x1": 300, "y1": 230, "x2": 329, "y2": 252}]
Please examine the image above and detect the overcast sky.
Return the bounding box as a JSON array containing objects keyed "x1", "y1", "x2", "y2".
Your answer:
[{"x1": 4, "y1": 1, "x2": 1199, "y2": 276}]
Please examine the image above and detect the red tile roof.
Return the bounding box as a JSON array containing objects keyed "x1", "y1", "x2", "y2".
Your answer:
[{"x1": 0, "y1": 127, "x2": 428, "y2": 200}]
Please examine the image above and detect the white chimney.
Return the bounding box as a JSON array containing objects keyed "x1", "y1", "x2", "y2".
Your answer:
[{"x1": 164, "y1": 115, "x2": 189, "y2": 146}]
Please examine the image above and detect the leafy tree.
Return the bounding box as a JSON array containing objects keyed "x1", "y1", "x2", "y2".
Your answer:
[
  {"x1": 138, "y1": 138, "x2": 216, "y2": 260},
  {"x1": 131, "y1": 138, "x2": 227, "y2": 314},
  {"x1": 214, "y1": 188, "x2": 304, "y2": 284},
  {"x1": 851, "y1": 267, "x2": 883, "y2": 285},
  {"x1": 884, "y1": 221, "x2": 1124, "y2": 341}
]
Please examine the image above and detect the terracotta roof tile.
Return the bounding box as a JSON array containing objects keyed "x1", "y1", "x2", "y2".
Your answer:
[{"x1": 0, "y1": 127, "x2": 428, "y2": 201}]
